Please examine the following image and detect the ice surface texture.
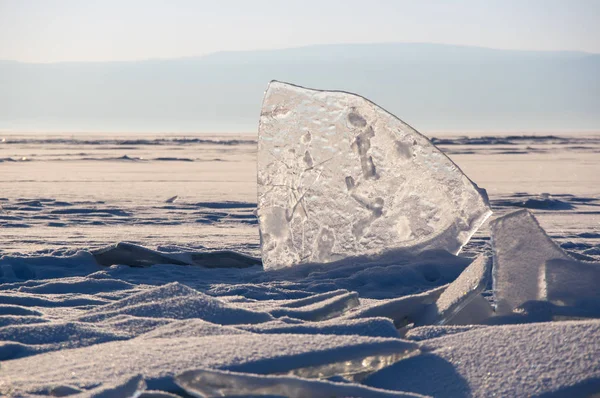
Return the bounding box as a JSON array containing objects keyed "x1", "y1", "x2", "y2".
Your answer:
[
  {"x1": 415, "y1": 255, "x2": 491, "y2": 326},
  {"x1": 492, "y1": 209, "x2": 600, "y2": 318},
  {"x1": 491, "y1": 209, "x2": 571, "y2": 315},
  {"x1": 258, "y1": 81, "x2": 491, "y2": 269},
  {"x1": 177, "y1": 368, "x2": 425, "y2": 398},
  {"x1": 545, "y1": 258, "x2": 600, "y2": 308}
]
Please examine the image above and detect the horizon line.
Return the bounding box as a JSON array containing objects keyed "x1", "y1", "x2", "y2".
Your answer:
[
  {"x1": 2, "y1": 41, "x2": 598, "y2": 65},
  {"x1": 2, "y1": 130, "x2": 600, "y2": 136}
]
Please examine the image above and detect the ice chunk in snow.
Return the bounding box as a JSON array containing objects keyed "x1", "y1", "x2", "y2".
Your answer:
[
  {"x1": 257, "y1": 81, "x2": 491, "y2": 269},
  {"x1": 415, "y1": 255, "x2": 491, "y2": 326},
  {"x1": 77, "y1": 374, "x2": 145, "y2": 398},
  {"x1": 92, "y1": 242, "x2": 260, "y2": 268},
  {"x1": 139, "y1": 391, "x2": 181, "y2": 398},
  {"x1": 445, "y1": 294, "x2": 493, "y2": 325},
  {"x1": 92, "y1": 242, "x2": 189, "y2": 267},
  {"x1": 491, "y1": 209, "x2": 571, "y2": 315},
  {"x1": 176, "y1": 368, "x2": 425, "y2": 398},
  {"x1": 138, "y1": 390, "x2": 181, "y2": 398},
  {"x1": 269, "y1": 290, "x2": 359, "y2": 321},
  {"x1": 278, "y1": 349, "x2": 419, "y2": 382},
  {"x1": 405, "y1": 324, "x2": 488, "y2": 341},
  {"x1": 346, "y1": 285, "x2": 446, "y2": 328}
]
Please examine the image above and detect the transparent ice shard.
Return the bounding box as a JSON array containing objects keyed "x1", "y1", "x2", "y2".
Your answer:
[
  {"x1": 177, "y1": 368, "x2": 422, "y2": 398},
  {"x1": 83, "y1": 374, "x2": 145, "y2": 398},
  {"x1": 544, "y1": 258, "x2": 600, "y2": 308},
  {"x1": 445, "y1": 294, "x2": 493, "y2": 325},
  {"x1": 269, "y1": 291, "x2": 360, "y2": 321},
  {"x1": 490, "y1": 209, "x2": 571, "y2": 315},
  {"x1": 347, "y1": 285, "x2": 446, "y2": 328},
  {"x1": 138, "y1": 391, "x2": 181, "y2": 398},
  {"x1": 279, "y1": 351, "x2": 420, "y2": 382},
  {"x1": 258, "y1": 81, "x2": 491, "y2": 270},
  {"x1": 415, "y1": 255, "x2": 491, "y2": 326}
]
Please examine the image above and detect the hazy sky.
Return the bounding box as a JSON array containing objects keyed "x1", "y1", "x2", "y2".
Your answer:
[{"x1": 1, "y1": 0, "x2": 599, "y2": 63}]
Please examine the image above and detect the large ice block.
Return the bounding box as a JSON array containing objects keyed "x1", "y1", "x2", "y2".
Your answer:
[
  {"x1": 258, "y1": 81, "x2": 491, "y2": 270},
  {"x1": 490, "y1": 209, "x2": 571, "y2": 315}
]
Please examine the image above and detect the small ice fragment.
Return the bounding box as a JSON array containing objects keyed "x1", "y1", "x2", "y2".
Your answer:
[
  {"x1": 269, "y1": 291, "x2": 360, "y2": 321},
  {"x1": 415, "y1": 255, "x2": 491, "y2": 326},
  {"x1": 92, "y1": 243, "x2": 261, "y2": 269},
  {"x1": 258, "y1": 81, "x2": 491, "y2": 270},
  {"x1": 176, "y1": 368, "x2": 423, "y2": 398},
  {"x1": 48, "y1": 385, "x2": 84, "y2": 396},
  {"x1": 92, "y1": 242, "x2": 189, "y2": 267},
  {"x1": 490, "y1": 209, "x2": 571, "y2": 315},
  {"x1": 280, "y1": 351, "x2": 419, "y2": 382},
  {"x1": 83, "y1": 374, "x2": 145, "y2": 398},
  {"x1": 405, "y1": 324, "x2": 487, "y2": 341},
  {"x1": 445, "y1": 294, "x2": 494, "y2": 325},
  {"x1": 347, "y1": 285, "x2": 446, "y2": 328},
  {"x1": 138, "y1": 391, "x2": 181, "y2": 398},
  {"x1": 165, "y1": 195, "x2": 178, "y2": 203}
]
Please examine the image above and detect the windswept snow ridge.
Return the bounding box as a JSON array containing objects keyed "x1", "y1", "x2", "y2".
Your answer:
[{"x1": 1, "y1": 215, "x2": 599, "y2": 397}]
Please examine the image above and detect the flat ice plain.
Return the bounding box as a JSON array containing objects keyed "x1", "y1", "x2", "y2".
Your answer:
[{"x1": 1, "y1": 127, "x2": 599, "y2": 396}]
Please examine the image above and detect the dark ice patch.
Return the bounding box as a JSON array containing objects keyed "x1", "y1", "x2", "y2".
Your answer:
[
  {"x1": 348, "y1": 112, "x2": 367, "y2": 127},
  {"x1": 395, "y1": 141, "x2": 413, "y2": 159}
]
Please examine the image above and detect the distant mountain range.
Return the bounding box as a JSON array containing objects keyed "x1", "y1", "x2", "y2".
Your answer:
[{"x1": 1, "y1": 43, "x2": 599, "y2": 133}]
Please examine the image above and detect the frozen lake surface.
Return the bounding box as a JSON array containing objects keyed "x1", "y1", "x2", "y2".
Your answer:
[
  {"x1": 0, "y1": 132, "x2": 599, "y2": 397},
  {"x1": 1, "y1": 133, "x2": 598, "y2": 258}
]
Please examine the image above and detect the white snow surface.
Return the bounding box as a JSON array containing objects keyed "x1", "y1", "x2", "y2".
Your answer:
[
  {"x1": 1, "y1": 238, "x2": 600, "y2": 397},
  {"x1": 0, "y1": 252, "x2": 453, "y2": 396},
  {"x1": 365, "y1": 320, "x2": 600, "y2": 397}
]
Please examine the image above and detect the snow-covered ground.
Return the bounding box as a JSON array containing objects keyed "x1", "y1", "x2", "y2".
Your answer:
[{"x1": 0, "y1": 133, "x2": 599, "y2": 397}]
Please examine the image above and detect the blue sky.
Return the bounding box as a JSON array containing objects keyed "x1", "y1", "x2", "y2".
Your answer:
[{"x1": 1, "y1": 0, "x2": 599, "y2": 62}]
